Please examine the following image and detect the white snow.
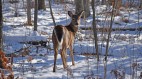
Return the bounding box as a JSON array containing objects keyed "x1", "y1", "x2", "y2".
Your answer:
[{"x1": 1, "y1": 0, "x2": 142, "y2": 79}]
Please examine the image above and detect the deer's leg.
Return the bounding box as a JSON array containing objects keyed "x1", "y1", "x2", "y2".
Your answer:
[
  {"x1": 69, "y1": 46, "x2": 75, "y2": 66},
  {"x1": 53, "y1": 48, "x2": 58, "y2": 72},
  {"x1": 64, "y1": 48, "x2": 67, "y2": 67},
  {"x1": 60, "y1": 48, "x2": 67, "y2": 69}
]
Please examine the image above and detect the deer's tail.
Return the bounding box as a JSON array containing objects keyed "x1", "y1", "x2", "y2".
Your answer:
[{"x1": 53, "y1": 26, "x2": 64, "y2": 49}]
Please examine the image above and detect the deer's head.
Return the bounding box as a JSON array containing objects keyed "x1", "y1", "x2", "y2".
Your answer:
[{"x1": 68, "y1": 11, "x2": 84, "y2": 26}]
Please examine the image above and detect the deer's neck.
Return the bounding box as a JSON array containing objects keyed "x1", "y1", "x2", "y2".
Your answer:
[{"x1": 66, "y1": 23, "x2": 78, "y2": 33}]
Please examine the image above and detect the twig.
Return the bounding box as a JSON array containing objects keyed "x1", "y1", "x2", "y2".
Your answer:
[{"x1": 104, "y1": 0, "x2": 116, "y2": 79}]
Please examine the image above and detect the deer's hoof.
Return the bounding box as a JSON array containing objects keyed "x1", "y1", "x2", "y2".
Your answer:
[
  {"x1": 53, "y1": 66, "x2": 57, "y2": 72},
  {"x1": 72, "y1": 63, "x2": 75, "y2": 66},
  {"x1": 53, "y1": 70, "x2": 56, "y2": 72}
]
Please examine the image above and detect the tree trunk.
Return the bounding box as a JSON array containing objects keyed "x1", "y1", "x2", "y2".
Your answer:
[
  {"x1": 38, "y1": 0, "x2": 46, "y2": 10},
  {"x1": 108, "y1": 0, "x2": 122, "y2": 9},
  {"x1": 140, "y1": 0, "x2": 142, "y2": 8},
  {"x1": 34, "y1": 0, "x2": 38, "y2": 31},
  {"x1": 0, "y1": 0, "x2": 2, "y2": 50},
  {"x1": 54, "y1": 0, "x2": 64, "y2": 4},
  {"x1": 91, "y1": 0, "x2": 99, "y2": 61},
  {"x1": 104, "y1": 0, "x2": 116, "y2": 78},
  {"x1": 83, "y1": 0, "x2": 90, "y2": 18},
  {"x1": 101, "y1": 0, "x2": 106, "y2": 5},
  {"x1": 27, "y1": 0, "x2": 32, "y2": 25},
  {"x1": 116, "y1": 0, "x2": 122, "y2": 9},
  {"x1": 108, "y1": 0, "x2": 113, "y2": 5},
  {"x1": 75, "y1": 0, "x2": 90, "y2": 18},
  {"x1": 49, "y1": 0, "x2": 56, "y2": 26},
  {"x1": 75, "y1": 0, "x2": 83, "y2": 14}
]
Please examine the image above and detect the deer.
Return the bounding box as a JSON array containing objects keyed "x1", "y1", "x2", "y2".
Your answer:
[{"x1": 52, "y1": 11, "x2": 84, "y2": 72}]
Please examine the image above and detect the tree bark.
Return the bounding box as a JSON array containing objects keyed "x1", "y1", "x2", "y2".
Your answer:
[
  {"x1": 27, "y1": 0, "x2": 32, "y2": 25},
  {"x1": 49, "y1": 0, "x2": 56, "y2": 26},
  {"x1": 83, "y1": 0, "x2": 90, "y2": 17},
  {"x1": 38, "y1": 0, "x2": 46, "y2": 10},
  {"x1": 75, "y1": 0, "x2": 90, "y2": 18},
  {"x1": 54, "y1": 0, "x2": 64, "y2": 4},
  {"x1": 101, "y1": 0, "x2": 106, "y2": 5},
  {"x1": 91, "y1": 0, "x2": 99, "y2": 61},
  {"x1": 75, "y1": 0, "x2": 83, "y2": 13},
  {"x1": 34, "y1": 0, "x2": 38, "y2": 31},
  {"x1": 0, "y1": 0, "x2": 3, "y2": 50},
  {"x1": 104, "y1": 0, "x2": 115, "y2": 78},
  {"x1": 116, "y1": 0, "x2": 122, "y2": 9},
  {"x1": 108, "y1": 0, "x2": 122, "y2": 9},
  {"x1": 140, "y1": 0, "x2": 142, "y2": 8}
]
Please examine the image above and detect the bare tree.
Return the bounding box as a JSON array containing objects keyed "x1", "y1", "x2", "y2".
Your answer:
[
  {"x1": 91, "y1": 0, "x2": 99, "y2": 61},
  {"x1": 102, "y1": 0, "x2": 107, "y2": 5},
  {"x1": 34, "y1": 0, "x2": 38, "y2": 31},
  {"x1": 75, "y1": 0, "x2": 90, "y2": 18},
  {"x1": 108, "y1": 0, "x2": 114, "y2": 5},
  {"x1": 140, "y1": 0, "x2": 142, "y2": 8},
  {"x1": 27, "y1": 0, "x2": 32, "y2": 25},
  {"x1": 75, "y1": 0, "x2": 83, "y2": 13},
  {"x1": 0, "y1": 0, "x2": 2, "y2": 50},
  {"x1": 49, "y1": 0, "x2": 56, "y2": 26},
  {"x1": 116, "y1": 0, "x2": 122, "y2": 9},
  {"x1": 104, "y1": 0, "x2": 116, "y2": 78},
  {"x1": 108, "y1": 0, "x2": 122, "y2": 9},
  {"x1": 38, "y1": 0, "x2": 46, "y2": 10},
  {"x1": 54, "y1": 0, "x2": 64, "y2": 4}
]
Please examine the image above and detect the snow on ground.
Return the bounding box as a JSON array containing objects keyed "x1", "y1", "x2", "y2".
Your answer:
[{"x1": 2, "y1": 0, "x2": 142, "y2": 79}]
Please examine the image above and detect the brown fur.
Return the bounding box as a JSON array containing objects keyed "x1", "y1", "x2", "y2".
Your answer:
[{"x1": 52, "y1": 11, "x2": 84, "y2": 72}]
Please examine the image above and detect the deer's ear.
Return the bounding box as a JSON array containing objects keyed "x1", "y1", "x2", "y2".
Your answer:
[
  {"x1": 78, "y1": 10, "x2": 84, "y2": 18},
  {"x1": 68, "y1": 11, "x2": 73, "y2": 17}
]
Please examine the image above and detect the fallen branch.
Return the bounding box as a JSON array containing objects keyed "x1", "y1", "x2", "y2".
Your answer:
[{"x1": 80, "y1": 27, "x2": 142, "y2": 32}]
